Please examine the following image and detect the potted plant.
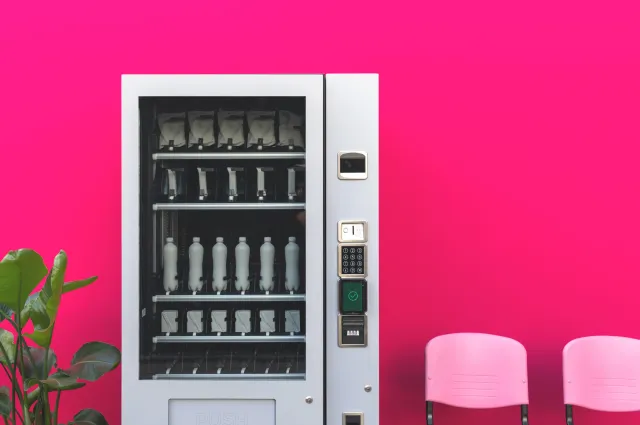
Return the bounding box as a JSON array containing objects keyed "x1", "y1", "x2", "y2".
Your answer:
[{"x1": 0, "y1": 249, "x2": 120, "y2": 425}]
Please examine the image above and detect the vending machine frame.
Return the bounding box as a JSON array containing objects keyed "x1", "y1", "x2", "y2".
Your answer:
[{"x1": 121, "y1": 74, "x2": 379, "y2": 425}]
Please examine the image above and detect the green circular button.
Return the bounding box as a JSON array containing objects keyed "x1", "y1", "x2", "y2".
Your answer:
[{"x1": 347, "y1": 291, "x2": 359, "y2": 302}]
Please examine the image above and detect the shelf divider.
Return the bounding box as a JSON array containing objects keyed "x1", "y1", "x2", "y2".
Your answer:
[
  {"x1": 153, "y1": 335, "x2": 305, "y2": 344},
  {"x1": 153, "y1": 294, "x2": 305, "y2": 303},
  {"x1": 153, "y1": 373, "x2": 305, "y2": 380},
  {"x1": 153, "y1": 202, "x2": 305, "y2": 211},
  {"x1": 153, "y1": 152, "x2": 305, "y2": 160}
]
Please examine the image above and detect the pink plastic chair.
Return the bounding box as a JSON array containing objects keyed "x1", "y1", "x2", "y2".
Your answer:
[
  {"x1": 563, "y1": 336, "x2": 640, "y2": 423},
  {"x1": 425, "y1": 333, "x2": 530, "y2": 424}
]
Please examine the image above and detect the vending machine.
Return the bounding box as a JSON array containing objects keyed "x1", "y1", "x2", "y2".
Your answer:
[{"x1": 121, "y1": 74, "x2": 379, "y2": 425}]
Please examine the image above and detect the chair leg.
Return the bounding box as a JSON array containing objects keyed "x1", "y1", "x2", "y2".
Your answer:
[
  {"x1": 520, "y1": 405, "x2": 529, "y2": 425},
  {"x1": 426, "y1": 401, "x2": 433, "y2": 425},
  {"x1": 565, "y1": 405, "x2": 574, "y2": 425}
]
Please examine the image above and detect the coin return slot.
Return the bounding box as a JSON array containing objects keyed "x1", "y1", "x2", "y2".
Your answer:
[{"x1": 343, "y1": 413, "x2": 363, "y2": 425}]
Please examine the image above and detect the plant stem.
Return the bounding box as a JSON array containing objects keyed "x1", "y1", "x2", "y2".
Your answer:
[
  {"x1": 14, "y1": 315, "x2": 30, "y2": 425},
  {"x1": 44, "y1": 320, "x2": 58, "y2": 425},
  {"x1": 10, "y1": 316, "x2": 20, "y2": 425},
  {"x1": 19, "y1": 374, "x2": 30, "y2": 424},
  {"x1": 17, "y1": 336, "x2": 40, "y2": 424},
  {"x1": 25, "y1": 389, "x2": 39, "y2": 408},
  {"x1": 0, "y1": 364, "x2": 10, "y2": 381},
  {"x1": 38, "y1": 386, "x2": 50, "y2": 425},
  {"x1": 32, "y1": 403, "x2": 40, "y2": 425},
  {"x1": 35, "y1": 389, "x2": 46, "y2": 425},
  {"x1": 52, "y1": 392, "x2": 60, "y2": 425},
  {"x1": 14, "y1": 409, "x2": 23, "y2": 425},
  {"x1": 0, "y1": 345, "x2": 21, "y2": 404},
  {"x1": 41, "y1": 348, "x2": 51, "y2": 425}
]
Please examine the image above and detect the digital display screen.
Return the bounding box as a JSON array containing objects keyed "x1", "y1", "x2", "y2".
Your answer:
[
  {"x1": 341, "y1": 280, "x2": 365, "y2": 314},
  {"x1": 339, "y1": 155, "x2": 366, "y2": 174}
]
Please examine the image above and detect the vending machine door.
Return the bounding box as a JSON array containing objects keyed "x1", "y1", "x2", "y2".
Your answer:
[{"x1": 122, "y1": 75, "x2": 324, "y2": 425}]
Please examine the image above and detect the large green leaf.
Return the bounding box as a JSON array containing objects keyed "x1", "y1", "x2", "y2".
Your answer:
[
  {"x1": 40, "y1": 371, "x2": 85, "y2": 391},
  {"x1": 21, "y1": 281, "x2": 51, "y2": 330},
  {"x1": 62, "y1": 276, "x2": 98, "y2": 294},
  {"x1": 21, "y1": 276, "x2": 98, "y2": 327},
  {"x1": 25, "y1": 251, "x2": 67, "y2": 347},
  {"x1": 0, "y1": 329, "x2": 16, "y2": 366},
  {"x1": 0, "y1": 386, "x2": 10, "y2": 417},
  {"x1": 67, "y1": 342, "x2": 121, "y2": 381},
  {"x1": 71, "y1": 409, "x2": 108, "y2": 425},
  {"x1": 22, "y1": 346, "x2": 56, "y2": 383},
  {"x1": 0, "y1": 250, "x2": 47, "y2": 311}
]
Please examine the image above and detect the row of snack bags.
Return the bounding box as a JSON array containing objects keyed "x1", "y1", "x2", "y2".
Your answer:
[{"x1": 157, "y1": 110, "x2": 305, "y2": 151}]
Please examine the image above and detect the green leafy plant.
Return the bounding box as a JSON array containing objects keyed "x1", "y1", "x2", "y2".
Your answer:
[{"x1": 0, "y1": 249, "x2": 120, "y2": 425}]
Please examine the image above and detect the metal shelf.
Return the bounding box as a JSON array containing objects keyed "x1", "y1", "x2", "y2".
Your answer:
[
  {"x1": 153, "y1": 152, "x2": 305, "y2": 160},
  {"x1": 153, "y1": 202, "x2": 305, "y2": 211},
  {"x1": 153, "y1": 335, "x2": 305, "y2": 344},
  {"x1": 153, "y1": 373, "x2": 305, "y2": 380},
  {"x1": 153, "y1": 294, "x2": 305, "y2": 303}
]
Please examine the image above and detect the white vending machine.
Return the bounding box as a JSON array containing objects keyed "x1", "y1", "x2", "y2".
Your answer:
[{"x1": 121, "y1": 74, "x2": 379, "y2": 425}]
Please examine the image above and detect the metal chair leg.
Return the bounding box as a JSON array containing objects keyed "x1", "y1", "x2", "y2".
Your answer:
[
  {"x1": 565, "y1": 405, "x2": 574, "y2": 425},
  {"x1": 521, "y1": 405, "x2": 529, "y2": 425},
  {"x1": 426, "y1": 401, "x2": 433, "y2": 425}
]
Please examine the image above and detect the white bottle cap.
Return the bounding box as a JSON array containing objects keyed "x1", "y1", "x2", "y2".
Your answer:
[
  {"x1": 166, "y1": 237, "x2": 174, "y2": 243},
  {"x1": 239, "y1": 237, "x2": 246, "y2": 242},
  {"x1": 193, "y1": 237, "x2": 200, "y2": 243},
  {"x1": 216, "y1": 237, "x2": 224, "y2": 243},
  {"x1": 289, "y1": 237, "x2": 296, "y2": 242},
  {"x1": 264, "y1": 237, "x2": 271, "y2": 242}
]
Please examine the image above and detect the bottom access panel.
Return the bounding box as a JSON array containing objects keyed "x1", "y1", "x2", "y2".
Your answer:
[{"x1": 169, "y1": 399, "x2": 276, "y2": 425}]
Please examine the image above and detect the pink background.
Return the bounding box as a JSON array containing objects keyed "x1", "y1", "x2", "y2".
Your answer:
[{"x1": 1, "y1": 0, "x2": 640, "y2": 424}]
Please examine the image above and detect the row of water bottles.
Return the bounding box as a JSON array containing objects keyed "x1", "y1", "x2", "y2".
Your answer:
[{"x1": 162, "y1": 236, "x2": 300, "y2": 293}]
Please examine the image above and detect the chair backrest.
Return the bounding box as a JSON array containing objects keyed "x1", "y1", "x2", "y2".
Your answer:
[
  {"x1": 563, "y1": 336, "x2": 640, "y2": 412},
  {"x1": 425, "y1": 333, "x2": 529, "y2": 408}
]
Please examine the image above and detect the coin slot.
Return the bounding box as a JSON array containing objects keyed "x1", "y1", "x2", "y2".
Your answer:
[{"x1": 338, "y1": 220, "x2": 368, "y2": 243}]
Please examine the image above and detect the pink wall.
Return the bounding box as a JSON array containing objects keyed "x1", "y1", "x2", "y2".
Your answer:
[{"x1": 1, "y1": 0, "x2": 639, "y2": 424}]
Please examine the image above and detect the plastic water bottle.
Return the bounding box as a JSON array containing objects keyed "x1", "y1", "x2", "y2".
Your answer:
[
  {"x1": 163, "y1": 237, "x2": 179, "y2": 292},
  {"x1": 285, "y1": 237, "x2": 300, "y2": 291},
  {"x1": 188, "y1": 237, "x2": 204, "y2": 292},
  {"x1": 212, "y1": 237, "x2": 227, "y2": 292},
  {"x1": 259, "y1": 237, "x2": 275, "y2": 292},
  {"x1": 235, "y1": 237, "x2": 250, "y2": 292}
]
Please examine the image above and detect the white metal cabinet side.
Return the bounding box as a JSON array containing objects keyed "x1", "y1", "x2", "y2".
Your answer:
[{"x1": 325, "y1": 74, "x2": 380, "y2": 425}]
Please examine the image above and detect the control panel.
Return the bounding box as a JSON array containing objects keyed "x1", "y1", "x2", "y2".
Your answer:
[
  {"x1": 338, "y1": 243, "x2": 367, "y2": 278},
  {"x1": 337, "y1": 220, "x2": 369, "y2": 348}
]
